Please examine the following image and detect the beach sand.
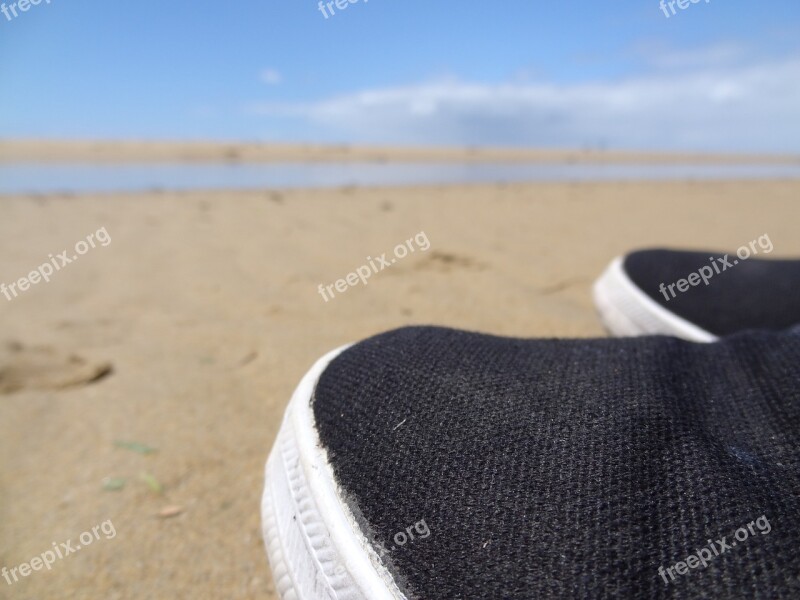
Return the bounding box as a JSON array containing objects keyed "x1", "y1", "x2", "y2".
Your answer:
[
  {"x1": 1, "y1": 179, "x2": 799, "y2": 599},
  {"x1": 3, "y1": 139, "x2": 800, "y2": 164}
]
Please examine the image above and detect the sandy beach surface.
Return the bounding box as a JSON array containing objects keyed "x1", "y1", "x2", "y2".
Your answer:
[
  {"x1": 3, "y1": 139, "x2": 800, "y2": 165},
  {"x1": 1, "y1": 176, "x2": 799, "y2": 599}
]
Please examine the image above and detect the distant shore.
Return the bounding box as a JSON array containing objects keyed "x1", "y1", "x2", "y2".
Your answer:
[{"x1": 2, "y1": 139, "x2": 799, "y2": 165}]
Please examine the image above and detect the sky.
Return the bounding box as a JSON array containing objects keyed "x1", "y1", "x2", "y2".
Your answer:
[{"x1": 1, "y1": 0, "x2": 799, "y2": 152}]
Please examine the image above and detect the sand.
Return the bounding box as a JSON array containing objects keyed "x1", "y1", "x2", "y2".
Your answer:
[
  {"x1": 1, "y1": 178, "x2": 799, "y2": 599},
  {"x1": 3, "y1": 139, "x2": 800, "y2": 164}
]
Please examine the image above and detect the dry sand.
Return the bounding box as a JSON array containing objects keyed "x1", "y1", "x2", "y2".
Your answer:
[
  {"x1": 1, "y1": 178, "x2": 799, "y2": 599},
  {"x1": 3, "y1": 139, "x2": 800, "y2": 164}
]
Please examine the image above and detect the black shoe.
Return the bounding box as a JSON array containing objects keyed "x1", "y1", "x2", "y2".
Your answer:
[
  {"x1": 262, "y1": 326, "x2": 800, "y2": 599},
  {"x1": 594, "y1": 246, "x2": 800, "y2": 341}
]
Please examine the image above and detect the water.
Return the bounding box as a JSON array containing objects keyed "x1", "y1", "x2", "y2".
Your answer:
[{"x1": 1, "y1": 162, "x2": 800, "y2": 194}]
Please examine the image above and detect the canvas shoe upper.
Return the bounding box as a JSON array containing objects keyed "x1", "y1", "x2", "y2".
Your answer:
[
  {"x1": 594, "y1": 248, "x2": 800, "y2": 341},
  {"x1": 263, "y1": 326, "x2": 800, "y2": 599}
]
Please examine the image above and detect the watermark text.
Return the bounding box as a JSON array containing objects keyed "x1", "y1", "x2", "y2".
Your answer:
[
  {"x1": 1, "y1": 227, "x2": 111, "y2": 303},
  {"x1": 659, "y1": 234, "x2": 772, "y2": 302},
  {"x1": 1, "y1": 0, "x2": 52, "y2": 23},
  {"x1": 2, "y1": 519, "x2": 116, "y2": 586},
  {"x1": 658, "y1": 515, "x2": 771, "y2": 584},
  {"x1": 318, "y1": 231, "x2": 430, "y2": 302}
]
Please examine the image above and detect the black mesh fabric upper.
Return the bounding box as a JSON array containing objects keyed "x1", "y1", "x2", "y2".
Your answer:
[
  {"x1": 622, "y1": 249, "x2": 800, "y2": 337},
  {"x1": 312, "y1": 326, "x2": 800, "y2": 599}
]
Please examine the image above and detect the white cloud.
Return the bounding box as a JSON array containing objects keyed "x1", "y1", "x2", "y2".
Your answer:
[
  {"x1": 259, "y1": 68, "x2": 282, "y2": 85},
  {"x1": 247, "y1": 54, "x2": 800, "y2": 152}
]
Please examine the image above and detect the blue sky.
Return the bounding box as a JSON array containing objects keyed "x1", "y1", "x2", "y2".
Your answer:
[{"x1": 1, "y1": 0, "x2": 799, "y2": 151}]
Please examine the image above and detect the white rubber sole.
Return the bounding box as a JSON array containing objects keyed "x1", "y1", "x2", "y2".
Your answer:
[
  {"x1": 593, "y1": 257, "x2": 718, "y2": 343},
  {"x1": 261, "y1": 346, "x2": 407, "y2": 600}
]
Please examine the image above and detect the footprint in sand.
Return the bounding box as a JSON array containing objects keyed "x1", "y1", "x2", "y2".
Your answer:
[{"x1": 0, "y1": 341, "x2": 112, "y2": 395}]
